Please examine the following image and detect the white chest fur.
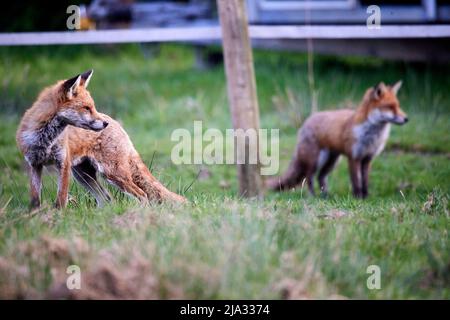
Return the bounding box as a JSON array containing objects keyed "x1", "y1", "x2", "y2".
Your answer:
[{"x1": 352, "y1": 120, "x2": 391, "y2": 160}]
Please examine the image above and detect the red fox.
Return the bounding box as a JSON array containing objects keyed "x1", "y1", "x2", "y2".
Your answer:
[
  {"x1": 267, "y1": 81, "x2": 407, "y2": 198},
  {"x1": 16, "y1": 70, "x2": 186, "y2": 209}
]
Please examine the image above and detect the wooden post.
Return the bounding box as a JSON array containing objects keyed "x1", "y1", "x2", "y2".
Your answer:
[{"x1": 217, "y1": 0, "x2": 264, "y2": 198}]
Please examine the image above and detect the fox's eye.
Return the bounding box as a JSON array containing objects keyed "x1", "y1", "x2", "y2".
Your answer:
[{"x1": 83, "y1": 106, "x2": 90, "y2": 112}]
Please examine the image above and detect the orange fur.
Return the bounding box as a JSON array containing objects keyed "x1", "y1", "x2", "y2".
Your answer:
[
  {"x1": 267, "y1": 81, "x2": 407, "y2": 198},
  {"x1": 17, "y1": 71, "x2": 186, "y2": 209}
]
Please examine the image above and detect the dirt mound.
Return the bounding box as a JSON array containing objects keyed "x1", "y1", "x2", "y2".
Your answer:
[
  {"x1": 47, "y1": 252, "x2": 164, "y2": 299},
  {"x1": 0, "y1": 235, "x2": 183, "y2": 299}
]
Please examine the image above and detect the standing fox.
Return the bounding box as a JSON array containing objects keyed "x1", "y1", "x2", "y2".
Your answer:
[
  {"x1": 267, "y1": 81, "x2": 407, "y2": 198},
  {"x1": 16, "y1": 70, "x2": 186, "y2": 209}
]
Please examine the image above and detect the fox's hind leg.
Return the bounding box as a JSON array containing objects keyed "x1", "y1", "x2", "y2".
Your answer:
[
  {"x1": 111, "y1": 178, "x2": 148, "y2": 203},
  {"x1": 305, "y1": 165, "x2": 317, "y2": 196},
  {"x1": 317, "y1": 150, "x2": 339, "y2": 195},
  {"x1": 103, "y1": 169, "x2": 148, "y2": 204},
  {"x1": 302, "y1": 143, "x2": 320, "y2": 196},
  {"x1": 72, "y1": 159, "x2": 111, "y2": 207}
]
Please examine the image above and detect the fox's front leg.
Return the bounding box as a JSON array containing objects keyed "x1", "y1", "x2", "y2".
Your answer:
[
  {"x1": 361, "y1": 157, "x2": 372, "y2": 199},
  {"x1": 55, "y1": 159, "x2": 71, "y2": 209},
  {"x1": 348, "y1": 158, "x2": 363, "y2": 198},
  {"x1": 28, "y1": 164, "x2": 42, "y2": 209}
]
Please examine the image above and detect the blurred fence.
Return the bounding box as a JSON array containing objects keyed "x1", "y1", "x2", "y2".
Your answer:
[{"x1": 1, "y1": 25, "x2": 450, "y2": 46}]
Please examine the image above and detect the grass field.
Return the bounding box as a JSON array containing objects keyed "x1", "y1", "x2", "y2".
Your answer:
[{"x1": 0, "y1": 44, "x2": 449, "y2": 299}]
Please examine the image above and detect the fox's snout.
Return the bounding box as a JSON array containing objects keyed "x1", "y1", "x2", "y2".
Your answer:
[
  {"x1": 57, "y1": 108, "x2": 108, "y2": 132},
  {"x1": 392, "y1": 115, "x2": 408, "y2": 125},
  {"x1": 393, "y1": 109, "x2": 408, "y2": 125},
  {"x1": 89, "y1": 119, "x2": 109, "y2": 131}
]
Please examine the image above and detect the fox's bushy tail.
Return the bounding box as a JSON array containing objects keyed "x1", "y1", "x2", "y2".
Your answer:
[{"x1": 266, "y1": 151, "x2": 305, "y2": 191}]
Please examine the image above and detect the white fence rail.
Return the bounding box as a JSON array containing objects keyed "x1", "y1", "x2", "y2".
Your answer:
[{"x1": 0, "y1": 25, "x2": 449, "y2": 46}]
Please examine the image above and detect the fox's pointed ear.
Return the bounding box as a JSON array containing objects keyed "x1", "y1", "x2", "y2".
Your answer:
[
  {"x1": 80, "y1": 69, "x2": 93, "y2": 88},
  {"x1": 391, "y1": 80, "x2": 402, "y2": 95},
  {"x1": 372, "y1": 82, "x2": 387, "y2": 100},
  {"x1": 63, "y1": 74, "x2": 81, "y2": 99}
]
